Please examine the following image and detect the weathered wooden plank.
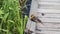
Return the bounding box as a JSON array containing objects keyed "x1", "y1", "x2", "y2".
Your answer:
[
  {"x1": 37, "y1": 9, "x2": 60, "y2": 13},
  {"x1": 37, "y1": 0, "x2": 60, "y2": 2},
  {"x1": 27, "y1": 0, "x2": 60, "y2": 34}
]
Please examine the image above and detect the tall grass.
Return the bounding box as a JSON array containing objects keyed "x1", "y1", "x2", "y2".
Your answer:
[{"x1": 0, "y1": 0, "x2": 28, "y2": 34}]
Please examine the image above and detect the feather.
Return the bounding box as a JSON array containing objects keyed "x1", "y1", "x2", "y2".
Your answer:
[{"x1": 30, "y1": 15, "x2": 44, "y2": 25}]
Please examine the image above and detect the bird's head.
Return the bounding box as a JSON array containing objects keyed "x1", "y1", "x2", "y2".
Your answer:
[{"x1": 31, "y1": 15, "x2": 36, "y2": 19}]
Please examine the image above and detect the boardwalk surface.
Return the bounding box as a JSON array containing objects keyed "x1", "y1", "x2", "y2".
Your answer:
[{"x1": 26, "y1": 0, "x2": 60, "y2": 34}]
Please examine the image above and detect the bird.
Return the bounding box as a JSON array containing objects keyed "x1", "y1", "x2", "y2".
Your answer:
[
  {"x1": 19, "y1": 0, "x2": 27, "y2": 6},
  {"x1": 30, "y1": 15, "x2": 44, "y2": 25}
]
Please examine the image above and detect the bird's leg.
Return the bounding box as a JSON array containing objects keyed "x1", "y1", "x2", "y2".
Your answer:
[{"x1": 25, "y1": 28, "x2": 33, "y2": 34}]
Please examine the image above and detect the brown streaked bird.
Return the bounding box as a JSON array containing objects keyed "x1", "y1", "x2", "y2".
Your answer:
[
  {"x1": 19, "y1": 0, "x2": 27, "y2": 6},
  {"x1": 30, "y1": 15, "x2": 44, "y2": 25},
  {"x1": 20, "y1": 0, "x2": 25, "y2": 3}
]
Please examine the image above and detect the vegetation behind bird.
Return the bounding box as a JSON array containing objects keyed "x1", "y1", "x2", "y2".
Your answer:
[{"x1": 0, "y1": 0, "x2": 28, "y2": 34}]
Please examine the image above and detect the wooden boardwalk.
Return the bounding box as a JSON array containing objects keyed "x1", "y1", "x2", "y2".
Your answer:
[{"x1": 27, "y1": 0, "x2": 60, "y2": 34}]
